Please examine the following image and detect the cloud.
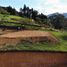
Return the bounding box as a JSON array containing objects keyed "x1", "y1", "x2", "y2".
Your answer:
[
  {"x1": 45, "y1": 0, "x2": 60, "y2": 5},
  {"x1": 38, "y1": 0, "x2": 67, "y2": 15},
  {"x1": 14, "y1": 0, "x2": 67, "y2": 15},
  {"x1": 1, "y1": 0, "x2": 66, "y2": 15}
]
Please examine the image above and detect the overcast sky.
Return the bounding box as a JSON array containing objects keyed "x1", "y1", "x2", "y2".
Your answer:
[{"x1": 0, "y1": 0, "x2": 67, "y2": 15}]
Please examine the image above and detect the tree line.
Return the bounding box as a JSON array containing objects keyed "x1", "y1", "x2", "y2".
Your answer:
[
  {"x1": 48, "y1": 13, "x2": 67, "y2": 30},
  {"x1": 0, "y1": 5, "x2": 47, "y2": 23},
  {"x1": 0, "y1": 5, "x2": 67, "y2": 30}
]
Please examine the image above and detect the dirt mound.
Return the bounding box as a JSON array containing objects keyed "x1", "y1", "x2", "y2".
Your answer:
[{"x1": 0, "y1": 30, "x2": 59, "y2": 46}]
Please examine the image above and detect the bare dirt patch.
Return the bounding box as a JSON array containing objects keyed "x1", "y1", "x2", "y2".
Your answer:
[
  {"x1": 0, "y1": 52, "x2": 67, "y2": 67},
  {"x1": 0, "y1": 29, "x2": 16, "y2": 35},
  {"x1": 0, "y1": 30, "x2": 59, "y2": 46}
]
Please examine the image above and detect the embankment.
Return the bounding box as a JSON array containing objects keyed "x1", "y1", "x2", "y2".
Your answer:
[{"x1": 0, "y1": 51, "x2": 67, "y2": 67}]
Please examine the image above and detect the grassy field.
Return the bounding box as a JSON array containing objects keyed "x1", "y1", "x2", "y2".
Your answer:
[
  {"x1": 0, "y1": 14, "x2": 32, "y2": 22},
  {"x1": 0, "y1": 14, "x2": 40, "y2": 29}
]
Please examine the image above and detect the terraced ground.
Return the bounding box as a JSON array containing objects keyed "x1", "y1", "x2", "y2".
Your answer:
[
  {"x1": 0, "y1": 30, "x2": 58, "y2": 47},
  {"x1": 0, "y1": 14, "x2": 67, "y2": 51},
  {"x1": 0, "y1": 30, "x2": 67, "y2": 52}
]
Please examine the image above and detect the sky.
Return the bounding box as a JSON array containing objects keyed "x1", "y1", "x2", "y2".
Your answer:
[{"x1": 0, "y1": 0, "x2": 67, "y2": 15}]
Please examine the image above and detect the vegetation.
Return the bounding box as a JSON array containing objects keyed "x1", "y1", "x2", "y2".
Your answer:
[
  {"x1": 0, "y1": 30, "x2": 67, "y2": 52},
  {"x1": 0, "y1": 5, "x2": 47, "y2": 25},
  {"x1": 48, "y1": 13, "x2": 67, "y2": 30},
  {"x1": 0, "y1": 5, "x2": 67, "y2": 52},
  {"x1": 0, "y1": 5, "x2": 67, "y2": 31},
  {"x1": 0, "y1": 14, "x2": 41, "y2": 30}
]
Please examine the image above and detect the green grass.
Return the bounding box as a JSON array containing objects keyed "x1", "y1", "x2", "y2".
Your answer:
[
  {"x1": 0, "y1": 14, "x2": 37, "y2": 28},
  {"x1": 0, "y1": 14, "x2": 35, "y2": 24},
  {"x1": 17, "y1": 31, "x2": 67, "y2": 52},
  {"x1": 51, "y1": 31, "x2": 67, "y2": 45}
]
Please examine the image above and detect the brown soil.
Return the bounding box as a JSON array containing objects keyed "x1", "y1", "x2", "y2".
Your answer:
[
  {"x1": 0, "y1": 29, "x2": 16, "y2": 34},
  {"x1": 0, "y1": 30, "x2": 59, "y2": 46},
  {"x1": 0, "y1": 52, "x2": 67, "y2": 67}
]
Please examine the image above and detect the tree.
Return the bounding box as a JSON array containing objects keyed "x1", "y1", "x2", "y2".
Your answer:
[
  {"x1": 6, "y1": 6, "x2": 13, "y2": 15},
  {"x1": 19, "y1": 8, "x2": 23, "y2": 16},
  {"x1": 23, "y1": 4, "x2": 27, "y2": 16},
  {"x1": 32, "y1": 10, "x2": 38, "y2": 20},
  {"x1": 6, "y1": 6, "x2": 18, "y2": 15},
  {"x1": 11, "y1": 8, "x2": 16, "y2": 15},
  {"x1": 63, "y1": 18, "x2": 67, "y2": 30},
  {"x1": 26, "y1": 7, "x2": 29, "y2": 17},
  {"x1": 49, "y1": 13, "x2": 65, "y2": 29},
  {"x1": 38, "y1": 13, "x2": 47, "y2": 24},
  {"x1": 0, "y1": 8, "x2": 9, "y2": 15}
]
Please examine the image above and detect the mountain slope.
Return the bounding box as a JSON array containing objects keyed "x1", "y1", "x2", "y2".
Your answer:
[
  {"x1": 48, "y1": 13, "x2": 67, "y2": 18},
  {"x1": 63, "y1": 13, "x2": 67, "y2": 18}
]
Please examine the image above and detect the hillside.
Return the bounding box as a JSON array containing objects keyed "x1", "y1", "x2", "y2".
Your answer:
[
  {"x1": 0, "y1": 14, "x2": 35, "y2": 24},
  {"x1": 0, "y1": 14, "x2": 41, "y2": 31},
  {"x1": 48, "y1": 13, "x2": 67, "y2": 18},
  {"x1": 0, "y1": 7, "x2": 67, "y2": 52}
]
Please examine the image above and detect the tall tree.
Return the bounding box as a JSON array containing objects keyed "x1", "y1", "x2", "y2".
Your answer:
[
  {"x1": 23, "y1": 4, "x2": 27, "y2": 16},
  {"x1": 6, "y1": 6, "x2": 13, "y2": 15},
  {"x1": 32, "y1": 10, "x2": 38, "y2": 20},
  {"x1": 49, "y1": 13, "x2": 65, "y2": 29}
]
